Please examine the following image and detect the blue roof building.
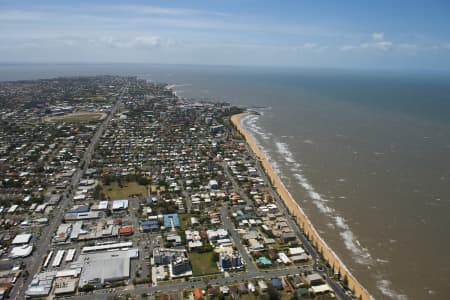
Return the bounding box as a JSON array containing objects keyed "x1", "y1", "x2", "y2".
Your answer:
[
  {"x1": 271, "y1": 278, "x2": 283, "y2": 290},
  {"x1": 163, "y1": 214, "x2": 180, "y2": 228},
  {"x1": 141, "y1": 220, "x2": 159, "y2": 232}
]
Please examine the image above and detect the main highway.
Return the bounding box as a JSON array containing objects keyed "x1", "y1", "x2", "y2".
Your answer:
[
  {"x1": 61, "y1": 123, "x2": 351, "y2": 300},
  {"x1": 62, "y1": 266, "x2": 312, "y2": 300},
  {"x1": 11, "y1": 86, "x2": 127, "y2": 300}
]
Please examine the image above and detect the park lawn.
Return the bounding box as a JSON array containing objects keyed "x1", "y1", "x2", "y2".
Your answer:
[
  {"x1": 189, "y1": 251, "x2": 219, "y2": 276},
  {"x1": 239, "y1": 291, "x2": 293, "y2": 300},
  {"x1": 45, "y1": 112, "x2": 106, "y2": 122},
  {"x1": 104, "y1": 181, "x2": 147, "y2": 199},
  {"x1": 86, "y1": 95, "x2": 107, "y2": 101}
]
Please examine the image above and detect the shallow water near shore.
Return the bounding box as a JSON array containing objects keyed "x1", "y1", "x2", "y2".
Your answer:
[{"x1": 1, "y1": 64, "x2": 450, "y2": 299}]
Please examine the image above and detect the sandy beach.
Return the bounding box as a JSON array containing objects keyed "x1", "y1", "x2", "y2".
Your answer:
[{"x1": 231, "y1": 112, "x2": 372, "y2": 300}]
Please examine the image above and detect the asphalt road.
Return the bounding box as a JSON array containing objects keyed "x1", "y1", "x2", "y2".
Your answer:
[
  {"x1": 63, "y1": 266, "x2": 310, "y2": 300},
  {"x1": 10, "y1": 87, "x2": 126, "y2": 300},
  {"x1": 219, "y1": 206, "x2": 257, "y2": 273},
  {"x1": 251, "y1": 150, "x2": 350, "y2": 300},
  {"x1": 62, "y1": 135, "x2": 353, "y2": 300}
]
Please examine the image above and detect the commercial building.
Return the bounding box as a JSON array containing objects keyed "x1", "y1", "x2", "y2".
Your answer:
[
  {"x1": 119, "y1": 226, "x2": 134, "y2": 236},
  {"x1": 54, "y1": 277, "x2": 78, "y2": 295},
  {"x1": 9, "y1": 245, "x2": 33, "y2": 258},
  {"x1": 54, "y1": 224, "x2": 72, "y2": 243},
  {"x1": 11, "y1": 233, "x2": 32, "y2": 245},
  {"x1": 76, "y1": 248, "x2": 138, "y2": 287},
  {"x1": 25, "y1": 271, "x2": 57, "y2": 298},
  {"x1": 112, "y1": 199, "x2": 129, "y2": 210},
  {"x1": 81, "y1": 241, "x2": 133, "y2": 253}
]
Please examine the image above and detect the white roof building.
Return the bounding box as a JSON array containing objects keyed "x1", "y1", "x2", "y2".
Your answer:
[
  {"x1": 25, "y1": 271, "x2": 56, "y2": 298},
  {"x1": 289, "y1": 247, "x2": 305, "y2": 256},
  {"x1": 278, "y1": 252, "x2": 291, "y2": 264},
  {"x1": 12, "y1": 233, "x2": 32, "y2": 245},
  {"x1": 98, "y1": 200, "x2": 109, "y2": 210},
  {"x1": 206, "y1": 228, "x2": 228, "y2": 241},
  {"x1": 8, "y1": 205, "x2": 18, "y2": 213},
  {"x1": 10, "y1": 245, "x2": 33, "y2": 258},
  {"x1": 77, "y1": 248, "x2": 138, "y2": 286},
  {"x1": 112, "y1": 199, "x2": 129, "y2": 210},
  {"x1": 310, "y1": 284, "x2": 332, "y2": 294}
]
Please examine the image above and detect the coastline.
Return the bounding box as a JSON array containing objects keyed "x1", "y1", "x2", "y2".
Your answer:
[{"x1": 231, "y1": 112, "x2": 373, "y2": 300}]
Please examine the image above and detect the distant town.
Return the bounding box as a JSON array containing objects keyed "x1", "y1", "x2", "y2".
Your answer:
[{"x1": 0, "y1": 76, "x2": 359, "y2": 300}]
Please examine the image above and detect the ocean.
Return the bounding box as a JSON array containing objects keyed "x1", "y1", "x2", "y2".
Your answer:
[{"x1": 1, "y1": 64, "x2": 449, "y2": 299}]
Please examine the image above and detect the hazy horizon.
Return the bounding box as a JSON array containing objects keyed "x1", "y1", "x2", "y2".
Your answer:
[{"x1": 1, "y1": 0, "x2": 450, "y2": 70}]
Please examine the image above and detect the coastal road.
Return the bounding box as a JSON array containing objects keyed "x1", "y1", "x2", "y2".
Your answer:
[
  {"x1": 11, "y1": 86, "x2": 127, "y2": 300},
  {"x1": 250, "y1": 147, "x2": 350, "y2": 300}
]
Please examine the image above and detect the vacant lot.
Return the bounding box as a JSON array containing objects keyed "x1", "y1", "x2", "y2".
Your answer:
[
  {"x1": 104, "y1": 181, "x2": 147, "y2": 199},
  {"x1": 45, "y1": 111, "x2": 106, "y2": 122},
  {"x1": 189, "y1": 251, "x2": 219, "y2": 276},
  {"x1": 178, "y1": 213, "x2": 191, "y2": 230}
]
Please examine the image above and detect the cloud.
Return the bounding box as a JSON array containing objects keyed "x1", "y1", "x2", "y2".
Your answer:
[
  {"x1": 374, "y1": 41, "x2": 393, "y2": 50},
  {"x1": 292, "y1": 43, "x2": 329, "y2": 53},
  {"x1": 94, "y1": 36, "x2": 166, "y2": 49},
  {"x1": 339, "y1": 45, "x2": 358, "y2": 51},
  {"x1": 339, "y1": 34, "x2": 393, "y2": 51},
  {"x1": 0, "y1": 10, "x2": 43, "y2": 21},
  {"x1": 398, "y1": 43, "x2": 418, "y2": 50},
  {"x1": 371, "y1": 32, "x2": 384, "y2": 41},
  {"x1": 302, "y1": 43, "x2": 318, "y2": 49},
  {"x1": 98, "y1": 4, "x2": 196, "y2": 16}
]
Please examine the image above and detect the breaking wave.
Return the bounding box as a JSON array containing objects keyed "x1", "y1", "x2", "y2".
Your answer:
[
  {"x1": 376, "y1": 279, "x2": 408, "y2": 300},
  {"x1": 242, "y1": 113, "x2": 410, "y2": 299}
]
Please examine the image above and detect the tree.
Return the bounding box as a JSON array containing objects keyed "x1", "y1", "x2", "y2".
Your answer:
[
  {"x1": 80, "y1": 284, "x2": 95, "y2": 292},
  {"x1": 266, "y1": 284, "x2": 280, "y2": 300},
  {"x1": 93, "y1": 184, "x2": 104, "y2": 200},
  {"x1": 212, "y1": 252, "x2": 220, "y2": 262},
  {"x1": 137, "y1": 176, "x2": 150, "y2": 186}
]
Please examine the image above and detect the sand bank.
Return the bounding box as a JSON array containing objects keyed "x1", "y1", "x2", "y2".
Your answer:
[{"x1": 231, "y1": 112, "x2": 372, "y2": 300}]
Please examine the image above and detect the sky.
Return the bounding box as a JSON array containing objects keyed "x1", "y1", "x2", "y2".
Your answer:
[{"x1": 1, "y1": 0, "x2": 450, "y2": 70}]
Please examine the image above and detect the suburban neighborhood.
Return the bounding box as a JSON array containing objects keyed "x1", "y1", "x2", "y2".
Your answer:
[{"x1": 0, "y1": 76, "x2": 356, "y2": 300}]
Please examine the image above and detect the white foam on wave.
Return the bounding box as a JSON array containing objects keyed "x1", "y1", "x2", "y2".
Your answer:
[
  {"x1": 376, "y1": 258, "x2": 389, "y2": 264},
  {"x1": 241, "y1": 115, "x2": 280, "y2": 175},
  {"x1": 275, "y1": 142, "x2": 297, "y2": 163},
  {"x1": 166, "y1": 83, "x2": 192, "y2": 89},
  {"x1": 376, "y1": 279, "x2": 408, "y2": 300},
  {"x1": 273, "y1": 141, "x2": 375, "y2": 266},
  {"x1": 243, "y1": 115, "x2": 271, "y2": 140},
  {"x1": 243, "y1": 115, "x2": 410, "y2": 299}
]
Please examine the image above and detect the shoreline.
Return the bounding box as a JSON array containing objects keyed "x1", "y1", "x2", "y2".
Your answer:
[{"x1": 231, "y1": 112, "x2": 373, "y2": 300}]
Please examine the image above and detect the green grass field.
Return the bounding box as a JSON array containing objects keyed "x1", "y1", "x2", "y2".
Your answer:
[
  {"x1": 189, "y1": 251, "x2": 219, "y2": 276},
  {"x1": 45, "y1": 112, "x2": 106, "y2": 122},
  {"x1": 104, "y1": 181, "x2": 147, "y2": 199}
]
